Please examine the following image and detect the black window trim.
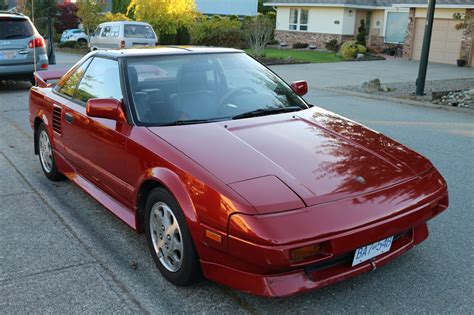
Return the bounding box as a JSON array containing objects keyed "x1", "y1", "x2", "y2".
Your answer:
[
  {"x1": 53, "y1": 57, "x2": 93, "y2": 103},
  {"x1": 53, "y1": 55, "x2": 135, "y2": 125}
]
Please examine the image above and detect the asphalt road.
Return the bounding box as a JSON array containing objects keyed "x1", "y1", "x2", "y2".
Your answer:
[{"x1": 0, "y1": 52, "x2": 473, "y2": 313}]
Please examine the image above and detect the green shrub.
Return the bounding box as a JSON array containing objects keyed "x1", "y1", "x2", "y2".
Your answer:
[
  {"x1": 325, "y1": 39, "x2": 340, "y2": 51},
  {"x1": 159, "y1": 27, "x2": 191, "y2": 45},
  {"x1": 268, "y1": 39, "x2": 279, "y2": 45},
  {"x1": 190, "y1": 16, "x2": 245, "y2": 48},
  {"x1": 340, "y1": 40, "x2": 366, "y2": 60},
  {"x1": 58, "y1": 41, "x2": 81, "y2": 48},
  {"x1": 292, "y1": 42, "x2": 309, "y2": 49}
]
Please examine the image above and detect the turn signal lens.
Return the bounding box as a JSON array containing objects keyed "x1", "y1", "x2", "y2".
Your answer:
[
  {"x1": 205, "y1": 229, "x2": 222, "y2": 243},
  {"x1": 290, "y1": 244, "x2": 321, "y2": 262}
]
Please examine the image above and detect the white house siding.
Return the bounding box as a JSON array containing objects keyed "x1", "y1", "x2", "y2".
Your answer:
[
  {"x1": 276, "y1": 7, "x2": 356, "y2": 34},
  {"x1": 274, "y1": 7, "x2": 354, "y2": 47},
  {"x1": 275, "y1": 7, "x2": 291, "y2": 31},
  {"x1": 195, "y1": 0, "x2": 258, "y2": 16},
  {"x1": 308, "y1": 7, "x2": 346, "y2": 34}
]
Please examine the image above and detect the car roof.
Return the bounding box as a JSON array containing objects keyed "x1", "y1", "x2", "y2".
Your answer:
[
  {"x1": 99, "y1": 21, "x2": 153, "y2": 26},
  {"x1": 0, "y1": 12, "x2": 28, "y2": 19},
  {"x1": 92, "y1": 46, "x2": 244, "y2": 59}
]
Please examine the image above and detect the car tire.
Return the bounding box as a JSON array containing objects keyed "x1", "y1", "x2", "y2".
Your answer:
[
  {"x1": 77, "y1": 38, "x2": 87, "y2": 46},
  {"x1": 37, "y1": 123, "x2": 64, "y2": 181},
  {"x1": 145, "y1": 187, "x2": 202, "y2": 286}
]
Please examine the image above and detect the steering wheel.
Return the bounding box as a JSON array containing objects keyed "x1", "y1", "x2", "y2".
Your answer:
[{"x1": 218, "y1": 86, "x2": 257, "y2": 107}]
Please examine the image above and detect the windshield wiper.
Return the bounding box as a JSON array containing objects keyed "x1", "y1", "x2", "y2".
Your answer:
[
  {"x1": 160, "y1": 119, "x2": 217, "y2": 126},
  {"x1": 232, "y1": 106, "x2": 303, "y2": 120},
  {"x1": 4, "y1": 34, "x2": 28, "y2": 39}
]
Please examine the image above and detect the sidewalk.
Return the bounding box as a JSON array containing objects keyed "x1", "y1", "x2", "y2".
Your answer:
[{"x1": 0, "y1": 115, "x2": 142, "y2": 313}]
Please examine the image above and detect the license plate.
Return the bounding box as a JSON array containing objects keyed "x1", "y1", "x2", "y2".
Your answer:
[
  {"x1": 352, "y1": 236, "x2": 394, "y2": 266},
  {"x1": 0, "y1": 50, "x2": 16, "y2": 59}
]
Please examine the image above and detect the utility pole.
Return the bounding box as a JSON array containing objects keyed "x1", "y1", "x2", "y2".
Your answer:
[
  {"x1": 47, "y1": 15, "x2": 56, "y2": 65},
  {"x1": 415, "y1": 0, "x2": 436, "y2": 96}
]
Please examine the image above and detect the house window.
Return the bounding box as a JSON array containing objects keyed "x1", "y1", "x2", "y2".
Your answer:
[
  {"x1": 289, "y1": 8, "x2": 309, "y2": 31},
  {"x1": 385, "y1": 12, "x2": 409, "y2": 43}
]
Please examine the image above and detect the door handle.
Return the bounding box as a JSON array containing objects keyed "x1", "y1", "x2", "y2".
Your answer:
[{"x1": 64, "y1": 112, "x2": 74, "y2": 124}]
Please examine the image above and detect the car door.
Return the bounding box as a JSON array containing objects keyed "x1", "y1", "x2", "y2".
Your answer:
[
  {"x1": 52, "y1": 58, "x2": 93, "y2": 163},
  {"x1": 89, "y1": 26, "x2": 102, "y2": 48},
  {"x1": 62, "y1": 57, "x2": 134, "y2": 208}
]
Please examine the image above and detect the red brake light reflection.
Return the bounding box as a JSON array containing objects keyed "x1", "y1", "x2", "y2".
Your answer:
[{"x1": 28, "y1": 37, "x2": 45, "y2": 48}]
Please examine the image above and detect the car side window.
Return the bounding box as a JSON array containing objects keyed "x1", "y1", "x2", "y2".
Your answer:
[
  {"x1": 93, "y1": 26, "x2": 102, "y2": 36},
  {"x1": 110, "y1": 26, "x2": 119, "y2": 37},
  {"x1": 74, "y1": 58, "x2": 123, "y2": 104},
  {"x1": 101, "y1": 26, "x2": 111, "y2": 37},
  {"x1": 56, "y1": 58, "x2": 92, "y2": 98}
]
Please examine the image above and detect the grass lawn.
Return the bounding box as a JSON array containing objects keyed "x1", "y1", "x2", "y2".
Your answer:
[{"x1": 246, "y1": 48, "x2": 342, "y2": 63}]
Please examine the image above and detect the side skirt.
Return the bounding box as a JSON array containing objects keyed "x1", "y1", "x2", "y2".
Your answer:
[{"x1": 55, "y1": 150, "x2": 137, "y2": 230}]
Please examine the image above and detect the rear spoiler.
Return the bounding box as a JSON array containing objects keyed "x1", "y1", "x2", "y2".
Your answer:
[{"x1": 33, "y1": 69, "x2": 68, "y2": 88}]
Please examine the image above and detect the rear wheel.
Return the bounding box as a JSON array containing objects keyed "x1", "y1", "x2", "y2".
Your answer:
[
  {"x1": 77, "y1": 38, "x2": 87, "y2": 47},
  {"x1": 37, "y1": 123, "x2": 63, "y2": 181},
  {"x1": 145, "y1": 187, "x2": 202, "y2": 285}
]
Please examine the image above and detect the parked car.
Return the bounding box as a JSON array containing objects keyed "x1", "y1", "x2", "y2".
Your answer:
[
  {"x1": 29, "y1": 47, "x2": 448, "y2": 297},
  {"x1": 89, "y1": 21, "x2": 157, "y2": 51},
  {"x1": 60, "y1": 28, "x2": 88, "y2": 45},
  {"x1": 0, "y1": 11, "x2": 48, "y2": 84}
]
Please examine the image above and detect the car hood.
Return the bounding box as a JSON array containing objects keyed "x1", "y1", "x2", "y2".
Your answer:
[{"x1": 148, "y1": 107, "x2": 432, "y2": 209}]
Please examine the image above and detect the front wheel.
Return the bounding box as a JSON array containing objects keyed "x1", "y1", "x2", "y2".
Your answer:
[
  {"x1": 145, "y1": 187, "x2": 202, "y2": 286},
  {"x1": 37, "y1": 123, "x2": 63, "y2": 181}
]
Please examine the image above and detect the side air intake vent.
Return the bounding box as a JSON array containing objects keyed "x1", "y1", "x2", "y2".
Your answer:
[{"x1": 52, "y1": 105, "x2": 62, "y2": 135}]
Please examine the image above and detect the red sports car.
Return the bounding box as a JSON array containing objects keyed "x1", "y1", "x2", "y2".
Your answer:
[{"x1": 29, "y1": 47, "x2": 448, "y2": 297}]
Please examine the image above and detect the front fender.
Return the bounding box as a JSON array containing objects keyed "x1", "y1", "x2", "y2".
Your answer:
[{"x1": 134, "y1": 167, "x2": 199, "y2": 229}]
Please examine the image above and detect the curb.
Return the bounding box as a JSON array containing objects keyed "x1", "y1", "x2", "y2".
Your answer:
[{"x1": 321, "y1": 87, "x2": 474, "y2": 115}]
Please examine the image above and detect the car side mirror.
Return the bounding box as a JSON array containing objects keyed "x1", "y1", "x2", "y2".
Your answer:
[
  {"x1": 291, "y1": 80, "x2": 308, "y2": 96},
  {"x1": 86, "y1": 98, "x2": 126, "y2": 123}
]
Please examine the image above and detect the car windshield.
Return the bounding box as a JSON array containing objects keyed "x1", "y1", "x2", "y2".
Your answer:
[
  {"x1": 124, "y1": 24, "x2": 155, "y2": 39},
  {"x1": 125, "y1": 52, "x2": 308, "y2": 126},
  {"x1": 0, "y1": 18, "x2": 34, "y2": 39}
]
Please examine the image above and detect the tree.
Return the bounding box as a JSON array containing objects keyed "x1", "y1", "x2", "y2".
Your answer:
[
  {"x1": 15, "y1": 0, "x2": 57, "y2": 37},
  {"x1": 356, "y1": 19, "x2": 366, "y2": 46},
  {"x1": 242, "y1": 15, "x2": 274, "y2": 57},
  {"x1": 112, "y1": 0, "x2": 131, "y2": 14},
  {"x1": 101, "y1": 12, "x2": 131, "y2": 22},
  {"x1": 55, "y1": 3, "x2": 80, "y2": 34},
  {"x1": 0, "y1": 0, "x2": 8, "y2": 10},
  {"x1": 258, "y1": 0, "x2": 275, "y2": 14},
  {"x1": 127, "y1": 0, "x2": 197, "y2": 36},
  {"x1": 76, "y1": 0, "x2": 106, "y2": 38},
  {"x1": 453, "y1": 12, "x2": 473, "y2": 60}
]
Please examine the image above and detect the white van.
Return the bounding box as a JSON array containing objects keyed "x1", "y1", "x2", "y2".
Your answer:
[{"x1": 89, "y1": 21, "x2": 158, "y2": 50}]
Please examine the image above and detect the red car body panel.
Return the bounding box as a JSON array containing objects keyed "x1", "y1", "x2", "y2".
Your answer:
[{"x1": 28, "y1": 48, "x2": 448, "y2": 297}]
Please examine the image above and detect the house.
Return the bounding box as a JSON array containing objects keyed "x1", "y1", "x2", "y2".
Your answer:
[
  {"x1": 264, "y1": 0, "x2": 474, "y2": 66},
  {"x1": 196, "y1": 0, "x2": 258, "y2": 16}
]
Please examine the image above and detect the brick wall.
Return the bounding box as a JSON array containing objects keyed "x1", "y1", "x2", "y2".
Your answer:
[{"x1": 275, "y1": 30, "x2": 353, "y2": 49}]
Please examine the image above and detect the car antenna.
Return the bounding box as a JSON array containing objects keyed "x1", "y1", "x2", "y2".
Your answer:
[{"x1": 31, "y1": 0, "x2": 37, "y2": 86}]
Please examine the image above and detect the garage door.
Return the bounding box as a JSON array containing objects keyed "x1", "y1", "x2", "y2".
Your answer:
[{"x1": 412, "y1": 18, "x2": 463, "y2": 65}]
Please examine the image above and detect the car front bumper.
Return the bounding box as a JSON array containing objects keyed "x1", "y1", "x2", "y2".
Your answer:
[{"x1": 200, "y1": 168, "x2": 448, "y2": 297}]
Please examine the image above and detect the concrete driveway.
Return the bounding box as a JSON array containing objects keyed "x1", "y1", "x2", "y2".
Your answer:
[{"x1": 271, "y1": 59, "x2": 474, "y2": 88}]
